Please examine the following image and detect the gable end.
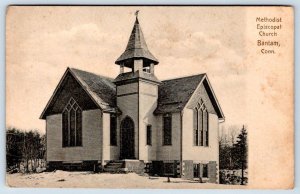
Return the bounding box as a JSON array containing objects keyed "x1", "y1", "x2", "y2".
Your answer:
[
  {"x1": 185, "y1": 75, "x2": 225, "y2": 121},
  {"x1": 40, "y1": 69, "x2": 99, "y2": 119}
]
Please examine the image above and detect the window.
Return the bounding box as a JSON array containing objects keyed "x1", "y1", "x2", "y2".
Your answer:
[
  {"x1": 110, "y1": 114, "x2": 117, "y2": 146},
  {"x1": 202, "y1": 164, "x2": 208, "y2": 178},
  {"x1": 194, "y1": 164, "x2": 200, "y2": 178},
  {"x1": 146, "y1": 125, "x2": 152, "y2": 145},
  {"x1": 163, "y1": 114, "x2": 172, "y2": 145},
  {"x1": 205, "y1": 111, "x2": 209, "y2": 146},
  {"x1": 62, "y1": 98, "x2": 82, "y2": 147},
  {"x1": 193, "y1": 99, "x2": 209, "y2": 147}
]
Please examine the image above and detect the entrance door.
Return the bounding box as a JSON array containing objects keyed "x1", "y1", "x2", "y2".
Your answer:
[{"x1": 120, "y1": 117, "x2": 135, "y2": 159}]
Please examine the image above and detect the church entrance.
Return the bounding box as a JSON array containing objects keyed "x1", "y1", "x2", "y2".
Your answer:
[{"x1": 120, "y1": 117, "x2": 135, "y2": 159}]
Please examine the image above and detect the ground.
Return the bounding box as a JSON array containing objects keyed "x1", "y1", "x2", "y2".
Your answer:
[{"x1": 6, "y1": 171, "x2": 245, "y2": 189}]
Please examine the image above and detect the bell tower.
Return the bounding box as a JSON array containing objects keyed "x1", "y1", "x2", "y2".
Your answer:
[
  {"x1": 115, "y1": 14, "x2": 159, "y2": 73},
  {"x1": 114, "y1": 13, "x2": 160, "y2": 160}
]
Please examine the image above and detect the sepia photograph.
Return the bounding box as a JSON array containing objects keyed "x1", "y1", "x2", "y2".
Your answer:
[{"x1": 5, "y1": 6, "x2": 293, "y2": 189}]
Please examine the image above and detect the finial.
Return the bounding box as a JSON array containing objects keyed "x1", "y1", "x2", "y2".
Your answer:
[{"x1": 135, "y1": 10, "x2": 139, "y2": 18}]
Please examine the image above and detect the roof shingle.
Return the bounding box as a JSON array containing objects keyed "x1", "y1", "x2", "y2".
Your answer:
[
  {"x1": 70, "y1": 68, "x2": 116, "y2": 111},
  {"x1": 115, "y1": 18, "x2": 158, "y2": 65},
  {"x1": 154, "y1": 74, "x2": 205, "y2": 114}
]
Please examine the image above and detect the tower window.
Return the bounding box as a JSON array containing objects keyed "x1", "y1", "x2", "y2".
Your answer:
[
  {"x1": 62, "y1": 98, "x2": 82, "y2": 147},
  {"x1": 163, "y1": 114, "x2": 172, "y2": 145}
]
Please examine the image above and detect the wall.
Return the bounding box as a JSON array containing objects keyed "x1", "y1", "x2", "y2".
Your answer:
[
  {"x1": 46, "y1": 109, "x2": 102, "y2": 162},
  {"x1": 102, "y1": 112, "x2": 119, "y2": 164},
  {"x1": 117, "y1": 82, "x2": 139, "y2": 159},
  {"x1": 182, "y1": 107, "x2": 219, "y2": 165},
  {"x1": 156, "y1": 112, "x2": 181, "y2": 161},
  {"x1": 138, "y1": 81, "x2": 159, "y2": 161}
]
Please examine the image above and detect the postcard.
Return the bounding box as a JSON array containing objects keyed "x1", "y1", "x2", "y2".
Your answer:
[{"x1": 6, "y1": 6, "x2": 294, "y2": 189}]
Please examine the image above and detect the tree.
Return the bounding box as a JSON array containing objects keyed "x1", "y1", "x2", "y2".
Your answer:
[
  {"x1": 6, "y1": 128, "x2": 46, "y2": 173},
  {"x1": 232, "y1": 126, "x2": 248, "y2": 185},
  {"x1": 6, "y1": 128, "x2": 24, "y2": 170},
  {"x1": 219, "y1": 125, "x2": 240, "y2": 170}
]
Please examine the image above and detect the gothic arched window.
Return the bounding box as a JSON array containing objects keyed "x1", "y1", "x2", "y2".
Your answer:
[
  {"x1": 193, "y1": 99, "x2": 209, "y2": 147},
  {"x1": 62, "y1": 98, "x2": 82, "y2": 147}
]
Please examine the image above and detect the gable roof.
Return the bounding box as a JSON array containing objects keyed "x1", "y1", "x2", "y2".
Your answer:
[
  {"x1": 154, "y1": 74, "x2": 225, "y2": 120},
  {"x1": 115, "y1": 18, "x2": 158, "y2": 65},
  {"x1": 40, "y1": 68, "x2": 117, "y2": 119},
  {"x1": 41, "y1": 68, "x2": 224, "y2": 120},
  {"x1": 154, "y1": 74, "x2": 205, "y2": 114}
]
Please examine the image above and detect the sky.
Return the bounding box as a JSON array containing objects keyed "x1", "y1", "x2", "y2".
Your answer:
[{"x1": 6, "y1": 6, "x2": 247, "y2": 133}]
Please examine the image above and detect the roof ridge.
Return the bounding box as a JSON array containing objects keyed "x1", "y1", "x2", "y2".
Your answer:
[
  {"x1": 69, "y1": 67, "x2": 114, "y2": 80},
  {"x1": 162, "y1": 73, "x2": 206, "y2": 82}
]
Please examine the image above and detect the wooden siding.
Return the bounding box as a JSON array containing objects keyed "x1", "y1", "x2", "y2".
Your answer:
[
  {"x1": 102, "y1": 112, "x2": 119, "y2": 165},
  {"x1": 138, "y1": 81, "x2": 158, "y2": 161},
  {"x1": 46, "y1": 109, "x2": 102, "y2": 162},
  {"x1": 156, "y1": 112, "x2": 181, "y2": 160},
  {"x1": 117, "y1": 93, "x2": 139, "y2": 159},
  {"x1": 117, "y1": 82, "x2": 138, "y2": 96},
  {"x1": 182, "y1": 108, "x2": 219, "y2": 179},
  {"x1": 186, "y1": 82, "x2": 217, "y2": 115},
  {"x1": 182, "y1": 108, "x2": 219, "y2": 161}
]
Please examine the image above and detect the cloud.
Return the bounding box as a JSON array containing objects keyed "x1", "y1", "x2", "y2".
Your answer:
[
  {"x1": 13, "y1": 23, "x2": 124, "y2": 72},
  {"x1": 7, "y1": 19, "x2": 247, "y2": 131},
  {"x1": 152, "y1": 31, "x2": 245, "y2": 80}
]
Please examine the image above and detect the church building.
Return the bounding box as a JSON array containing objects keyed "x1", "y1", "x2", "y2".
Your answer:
[{"x1": 40, "y1": 16, "x2": 225, "y2": 183}]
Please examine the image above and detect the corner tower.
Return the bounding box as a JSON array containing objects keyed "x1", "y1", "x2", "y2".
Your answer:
[{"x1": 114, "y1": 15, "x2": 160, "y2": 161}]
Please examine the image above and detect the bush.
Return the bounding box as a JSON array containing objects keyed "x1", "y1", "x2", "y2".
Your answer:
[{"x1": 219, "y1": 169, "x2": 248, "y2": 185}]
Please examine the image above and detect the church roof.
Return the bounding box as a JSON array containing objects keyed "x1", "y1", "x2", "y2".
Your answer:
[
  {"x1": 115, "y1": 18, "x2": 159, "y2": 65},
  {"x1": 154, "y1": 74, "x2": 205, "y2": 114},
  {"x1": 41, "y1": 68, "x2": 224, "y2": 120},
  {"x1": 154, "y1": 74, "x2": 225, "y2": 120},
  {"x1": 70, "y1": 68, "x2": 116, "y2": 110},
  {"x1": 40, "y1": 68, "x2": 117, "y2": 119}
]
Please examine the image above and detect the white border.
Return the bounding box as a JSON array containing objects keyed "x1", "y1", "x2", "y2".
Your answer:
[{"x1": 0, "y1": 1, "x2": 298, "y2": 194}]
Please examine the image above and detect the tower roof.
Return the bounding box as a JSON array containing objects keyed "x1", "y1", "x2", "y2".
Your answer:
[{"x1": 115, "y1": 17, "x2": 159, "y2": 65}]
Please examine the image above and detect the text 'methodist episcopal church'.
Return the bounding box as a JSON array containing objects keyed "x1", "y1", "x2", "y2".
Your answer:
[{"x1": 40, "y1": 15, "x2": 225, "y2": 183}]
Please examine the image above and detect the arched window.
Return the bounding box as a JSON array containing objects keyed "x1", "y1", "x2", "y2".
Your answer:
[
  {"x1": 62, "y1": 98, "x2": 82, "y2": 147},
  {"x1": 193, "y1": 99, "x2": 209, "y2": 147}
]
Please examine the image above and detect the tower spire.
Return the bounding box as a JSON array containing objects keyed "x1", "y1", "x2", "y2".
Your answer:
[
  {"x1": 135, "y1": 10, "x2": 139, "y2": 19},
  {"x1": 115, "y1": 12, "x2": 159, "y2": 66}
]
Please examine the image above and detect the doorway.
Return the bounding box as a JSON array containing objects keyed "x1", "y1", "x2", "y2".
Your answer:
[{"x1": 120, "y1": 117, "x2": 135, "y2": 159}]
